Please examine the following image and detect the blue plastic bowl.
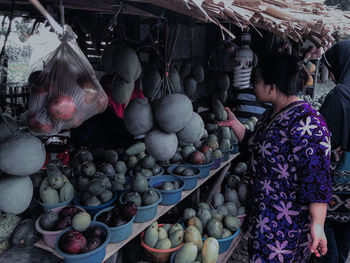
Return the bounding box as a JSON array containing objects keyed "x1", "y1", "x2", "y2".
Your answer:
[
  {"x1": 231, "y1": 144, "x2": 239, "y2": 154},
  {"x1": 167, "y1": 164, "x2": 200, "y2": 190},
  {"x1": 148, "y1": 175, "x2": 185, "y2": 205},
  {"x1": 39, "y1": 197, "x2": 73, "y2": 212},
  {"x1": 222, "y1": 145, "x2": 234, "y2": 162},
  {"x1": 93, "y1": 206, "x2": 135, "y2": 243},
  {"x1": 119, "y1": 188, "x2": 162, "y2": 223},
  {"x1": 73, "y1": 192, "x2": 118, "y2": 217},
  {"x1": 54, "y1": 222, "x2": 111, "y2": 263},
  {"x1": 210, "y1": 157, "x2": 223, "y2": 170},
  {"x1": 129, "y1": 167, "x2": 164, "y2": 179},
  {"x1": 170, "y1": 251, "x2": 218, "y2": 263},
  {"x1": 183, "y1": 161, "x2": 213, "y2": 179}
]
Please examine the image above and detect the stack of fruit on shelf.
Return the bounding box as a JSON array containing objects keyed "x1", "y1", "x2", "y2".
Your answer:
[
  {"x1": 170, "y1": 165, "x2": 198, "y2": 178},
  {"x1": 143, "y1": 221, "x2": 185, "y2": 249},
  {"x1": 96, "y1": 201, "x2": 137, "y2": 227},
  {"x1": 57, "y1": 212, "x2": 106, "y2": 254},
  {"x1": 122, "y1": 173, "x2": 160, "y2": 207},
  {"x1": 39, "y1": 206, "x2": 84, "y2": 231},
  {"x1": 39, "y1": 162, "x2": 75, "y2": 206},
  {"x1": 182, "y1": 203, "x2": 241, "y2": 240}
]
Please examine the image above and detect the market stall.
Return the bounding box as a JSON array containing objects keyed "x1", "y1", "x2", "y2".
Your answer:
[{"x1": 1, "y1": 0, "x2": 350, "y2": 263}]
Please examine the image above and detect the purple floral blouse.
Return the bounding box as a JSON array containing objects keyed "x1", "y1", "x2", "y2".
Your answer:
[{"x1": 244, "y1": 101, "x2": 332, "y2": 263}]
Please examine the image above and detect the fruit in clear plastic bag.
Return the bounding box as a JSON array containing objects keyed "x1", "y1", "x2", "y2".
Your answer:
[{"x1": 49, "y1": 94, "x2": 77, "y2": 121}]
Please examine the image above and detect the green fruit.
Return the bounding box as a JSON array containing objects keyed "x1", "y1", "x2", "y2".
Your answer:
[
  {"x1": 47, "y1": 164, "x2": 64, "y2": 189},
  {"x1": 222, "y1": 228, "x2": 232, "y2": 238},
  {"x1": 224, "y1": 189, "x2": 240, "y2": 206},
  {"x1": 142, "y1": 190, "x2": 159, "y2": 206},
  {"x1": 152, "y1": 164, "x2": 162, "y2": 175},
  {"x1": 41, "y1": 186, "x2": 59, "y2": 204},
  {"x1": 0, "y1": 134, "x2": 46, "y2": 176},
  {"x1": 169, "y1": 229, "x2": 184, "y2": 248},
  {"x1": 174, "y1": 242, "x2": 197, "y2": 263},
  {"x1": 114, "y1": 173, "x2": 126, "y2": 184},
  {"x1": 185, "y1": 226, "x2": 203, "y2": 251},
  {"x1": 219, "y1": 127, "x2": 231, "y2": 140},
  {"x1": 132, "y1": 173, "x2": 148, "y2": 192},
  {"x1": 170, "y1": 151, "x2": 183, "y2": 163},
  {"x1": 104, "y1": 149, "x2": 119, "y2": 165},
  {"x1": 198, "y1": 202, "x2": 210, "y2": 211},
  {"x1": 197, "y1": 209, "x2": 212, "y2": 228},
  {"x1": 217, "y1": 205, "x2": 229, "y2": 217},
  {"x1": 211, "y1": 97, "x2": 227, "y2": 121},
  {"x1": 127, "y1": 156, "x2": 139, "y2": 168},
  {"x1": 141, "y1": 155, "x2": 156, "y2": 169},
  {"x1": 172, "y1": 181, "x2": 180, "y2": 190},
  {"x1": 183, "y1": 208, "x2": 196, "y2": 222},
  {"x1": 193, "y1": 140, "x2": 203, "y2": 149},
  {"x1": 230, "y1": 129, "x2": 238, "y2": 144},
  {"x1": 224, "y1": 202, "x2": 237, "y2": 216},
  {"x1": 124, "y1": 192, "x2": 142, "y2": 206},
  {"x1": 208, "y1": 134, "x2": 219, "y2": 142},
  {"x1": 187, "y1": 217, "x2": 203, "y2": 235},
  {"x1": 224, "y1": 215, "x2": 240, "y2": 233},
  {"x1": 157, "y1": 227, "x2": 168, "y2": 240},
  {"x1": 213, "y1": 193, "x2": 224, "y2": 208},
  {"x1": 39, "y1": 211, "x2": 59, "y2": 231},
  {"x1": 161, "y1": 182, "x2": 174, "y2": 191},
  {"x1": 0, "y1": 214, "x2": 21, "y2": 242},
  {"x1": 174, "y1": 165, "x2": 186, "y2": 175},
  {"x1": 207, "y1": 141, "x2": 219, "y2": 151},
  {"x1": 81, "y1": 162, "x2": 96, "y2": 177},
  {"x1": 161, "y1": 224, "x2": 171, "y2": 233},
  {"x1": 111, "y1": 73, "x2": 134, "y2": 104},
  {"x1": 85, "y1": 195, "x2": 101, "y2": 206},
  {"x1": 88, "y1": 179, "x2": 107, "y2": 196},
  {"x1": 114, "y1": 161, "x2": 127, "y2": 174},
  {"x1": 233, "y1": 162, "x2": 247, "y2": 175},
  {"x1": 59, "y1": 182, "x2": 74, "y2": 202},
  {"x1": 182, "y1": 146, "x2": 196, "y2": 160},
  {"x1": 72, "y1": 212, "x2": 91, "y2": 232},
  {"x1": 126, "y1": 142, "x2": 146, "y2": 156},
  {"x1": 140, "y1": 168, "x2": 153, "y2": 178},
  {"x1": 237, "y1": 206, "x2": 246, "y2": 215},
  {"x1": 213, "y1": 149, "x2": 223, "y2": 158},
  {"x1": 219, "y1": 139, "x2": 231, "y2": 151},
  {"x1": 227, "y1": 174, "x2": 241, "y2": 189},
  {"x1": 99, "y1": 189, "x2": 113, "y2": 203},
  {"x1": 211, "y1": 210, "x2": 224, "y2": 222},
  {"x1": 155, "y1": 238, "x2": 171, "y2": 250},
  {"x1": 206, "y1": 218, "x2": 223, "y2": 239},
  {"x1": 144, "y1": 221, "x2": 158, "y2": 248},
  {"x1": 202, "y1": 237, "x2": 219, "y2": 263},
  {"x1": 182, "y1": 168, "x2": 195, "y2": 177},
  {"x1": 168, "y1": 223, "x2": 184, "y2": 235},
  {"x1": 111, "y1": 181, "x2": 125, "y2": 191}
]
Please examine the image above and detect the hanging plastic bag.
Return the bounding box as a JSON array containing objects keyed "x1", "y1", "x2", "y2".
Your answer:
[{"x1": 27, "y1": 25, "x2": 108, "y2": 135}]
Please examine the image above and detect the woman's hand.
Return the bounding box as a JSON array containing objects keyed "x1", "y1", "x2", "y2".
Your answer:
[
  {"x1": 217, "y1": 107, "x2": 246, "y2": 143},
  {"x1": 310, "y1": 222, "x2": 328, "y2": 257}
]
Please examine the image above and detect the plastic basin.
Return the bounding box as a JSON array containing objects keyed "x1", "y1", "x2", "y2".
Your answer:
[
  {"x1": 222, "y1": 145, "x2": 234, "y2": 162},
  {"x1": 55, "y1": 222, "x2": 111, "y2": 263},
  {"x1": 93, "y1": 206, "x2": 135, "y2": 243},
  {"x1": 39, "y1": 197, "x2": 73, "y2": 212},
  {"x1": 35, "y1": 205, "x2": 85, "y2": 248},
  {"x1": 148, "y1": 175, "x2": 185, "y2": 205},
  {"x1": 210, "y1": 157, "x2": 223, "y2": 170},
  {"x1": 231, "y1": 144, "x2": 239, "y2": 154},
  {"x1": 73, "y1": 192, "x2": 118, "y2": 217},
  {"x1": 129, "y1": 167, "x2": 164, "y2": 179},
  {"x1": 237, "y1": 214, "x2": 246, "y2": 225},
  {"x1": 141, "y1": 224, "x2": 183, "y2": 263},
  {"x1": 167, "y1": 164, "x2": 200, "y2": 190},
  {"x1": 183, "y1": 161, "x2": 213, "y2": 179},
  {"x1": 119, "y1": 188, "x2": 162, "y2": 223}
]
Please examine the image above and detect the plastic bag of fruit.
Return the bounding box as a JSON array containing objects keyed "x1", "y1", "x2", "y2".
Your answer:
[{"x1": 27, "y1": 25, "x2": 108, "y2": 135}]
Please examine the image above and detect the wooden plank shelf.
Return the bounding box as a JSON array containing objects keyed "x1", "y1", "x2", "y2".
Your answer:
[{"x1": 35, "y1": 153, "x2": 240, "y2": 262}]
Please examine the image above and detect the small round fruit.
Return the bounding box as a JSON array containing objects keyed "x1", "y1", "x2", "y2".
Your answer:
[{"x1": 72, "y1": 212, "x2": 91, "y2": 232}]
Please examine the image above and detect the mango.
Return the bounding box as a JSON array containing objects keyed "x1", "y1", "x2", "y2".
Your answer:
[
  {"x1": 197, "y1": 209, "x2": 212, "y2": 228},
  {"x1": 185, "y1": 226, "x2": 203, "y2": 251},
  {"x1": 206, "y1": 218, "x2": 223, "y2": 239},
  {"x1": 188, "y1": 217, "x2": 203, "y2": 235},
  {"x1": 155, "y1": 238, "x2": 171, "y2": 250},
  {"x1": 144, "y1": 221, "x2": 158, "y2": 248},
  {"x1": 169, "y1": 229, "x2": 184, "y2": 248},
  {"x1": 224, "y1": 215, "x2": 240, "y2": 233},
  {"x1": 202, "y1": 237, "x2": 219, "y2": 263},
  {"x1": 59, "y1": 182, "x2": 74, "y2": 202},
  {"x1": 183, "y1": 208, "x2": 196, "y2": 222},
  {"x1": 41, "y1": 186, "x2": 59, "y2": 204},
  {"x1": 174, "y1": 242, "x2": 197, "y2": 263},
  {"x1": 169, "y1": 223, "x2": 183, "y2": 235},
  {"x1": 222, "y1": 228, "x2": 232, "y2": 238},
  {"x1": 158, "y1": 227, "x2": 168, "y2": 240}
]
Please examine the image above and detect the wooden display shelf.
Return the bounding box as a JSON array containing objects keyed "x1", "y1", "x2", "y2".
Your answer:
[
  {"x1": 35, "y1": 153, "x2": 240, "y2": 262},
  {"x1": 218, "y1": 230, "x2": 245, "y2": 263}
]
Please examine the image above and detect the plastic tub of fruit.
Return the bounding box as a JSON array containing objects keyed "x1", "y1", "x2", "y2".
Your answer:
[
  {"x1": 39, "y1": 197, "x2": 74, "y2": 212},
  {"x1": 73, "y1": 192, "x2": 118, "y2": 217},
  {"x1": 210, "y1": 157, "x2": 223, "y2": 170},
  {"x1": 167, "y1": 164, "x2": 200, "y2": 190},
  {"x1": 55, "y1": 222, "x2": 111, "y2": 263},
  {"x1": 128, "y1": 167, "x2": 164, "y2": 179},
  {"x1": 119, "y1": 188, "x2": 162, "y2": 223},
  {"x1": 182, "y1": 161, "x2": 213, "y2": 179},
  {"x1": 222, "y1": 145, "x2": 234, "y2": 162},
  {"x1": 93, "y1": 206, "x2": 136, "y2": 243},
  {"x1": 141, "y1": 223, "x2": 184, "y2": 263},
  {"x1": 35, "y1": 205, "x2": 85, "y2": 248},
  {"x1": 148, "y1": 175, "x2": 185, "y2": 205}
]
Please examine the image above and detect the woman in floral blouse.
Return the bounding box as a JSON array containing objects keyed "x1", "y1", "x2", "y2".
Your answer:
[{"x1": 219, "y1": 52, "x2": 332, "y2": 262}]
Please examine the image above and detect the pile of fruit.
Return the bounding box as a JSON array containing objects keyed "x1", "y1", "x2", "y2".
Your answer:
[
  {"x1": 122, "y1": 173, "x2": 160, "y2": 207},
  {"x1": 96, "y1": 201, "x2": 137, "y2": 227},
  {"x1": 39, "y1": 206, "x2": 84, "y2": 231},
  {"x1": 171, "y1": 165, "x2": 198, "y2": 177}
]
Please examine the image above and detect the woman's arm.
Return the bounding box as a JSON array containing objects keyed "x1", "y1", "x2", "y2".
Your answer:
[
  {"x1": 309, "y1": 202, "x2": 328, "y2": 257},
  {"x1": 218, "y1": 107, "x2": 246, "y2": 143}
]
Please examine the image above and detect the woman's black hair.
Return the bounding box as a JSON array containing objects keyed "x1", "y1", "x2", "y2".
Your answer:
[{"x1": 256, "y1": 51, "x2": 307, "y2": 96}]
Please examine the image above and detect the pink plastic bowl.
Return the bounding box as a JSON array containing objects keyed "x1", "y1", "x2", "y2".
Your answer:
[{"x1": 35, "y1": 205, "x2": 85, "y2": 248}]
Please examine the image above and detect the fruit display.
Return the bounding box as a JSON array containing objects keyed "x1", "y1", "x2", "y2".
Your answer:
[
  {"x1": 39, "y1": 163, "x2": 75, "y2": 205},
  {"x1": 170, "y1": 165, "x2": 198, "y2": 177},
  {"x1": 96, "y1": 202, "x2": 137, "y2": 227},
  {"x1": 298, "y1": 94, "x2": 326, "y2": 111},
  {"x1": 128, "y1": 151, "x2": 164, "y2": 180},
  {"x1": 143, "y1": 221, "x2": 185, "y2": 249},
  {"x1": 38, "y1": 206, "x2": 84, "y2": 231}
]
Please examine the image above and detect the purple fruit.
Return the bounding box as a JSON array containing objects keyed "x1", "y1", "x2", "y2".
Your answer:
[
  {"x1": 115, "y1": 217, "x2": 127, "y2": 227},
  {"x1": 96, "y1": 211, "x2": 113, "y2": 226},
  {"x1": 83, "y1": 226, "x2": 103, "y2": 239},
  {"x1": 84, "y1": 237, "x2": 102, "y2": 252},
  {"x1": 120, "y1": 201, "x2": 137, "y2": 221},
  {"x1": 60, "y1": 230, "x2": 87, "y2": 254},
  {"x1": 58, "y1": 206, "x2": 81, "y2": 217},
  {"x1": 55, "y1": 216, "x2": 72, "y2": 230}
]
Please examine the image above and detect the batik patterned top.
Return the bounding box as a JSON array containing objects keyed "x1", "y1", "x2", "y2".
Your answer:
[{"x1": 244, "y1": 101, "x2": 332, "y2": 263}]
